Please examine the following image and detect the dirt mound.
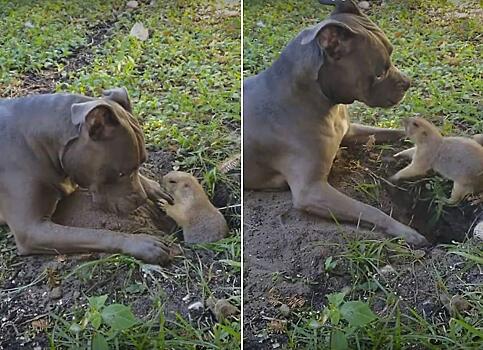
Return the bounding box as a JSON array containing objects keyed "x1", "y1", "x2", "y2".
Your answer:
[
  {"x1": 53, "y1": 189, "x2": 177, "y2": 235},
  {"x1": 243, "y1": 143, "x2": 482, "y2": 348},
  {"x1": 0, "y1": 150, "x2": 239, "y2": 349}
]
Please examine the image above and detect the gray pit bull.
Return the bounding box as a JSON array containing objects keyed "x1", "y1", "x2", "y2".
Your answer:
[
  {"x1": 0, "y1": 87, "x2": 175, "y2": 264},
  {"x1": 244, "y1": 0, "x2": 428, "y2": 245}
]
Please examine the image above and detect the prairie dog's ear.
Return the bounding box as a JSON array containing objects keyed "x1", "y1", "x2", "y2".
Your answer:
[
  {"x1": 102, "y1": 87, "x2": 132, "y2": 113},
  {"x1": 71, "y1": 100, "x2": 119, "y2": 140}
]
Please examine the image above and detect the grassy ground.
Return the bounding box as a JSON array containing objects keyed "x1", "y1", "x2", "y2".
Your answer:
[
  {"x1": 0, "y1": 0, "x2": 240, "y2": 349},
  {"x1": 244, "y1": 0, "x2": 482, "y2": 349}
]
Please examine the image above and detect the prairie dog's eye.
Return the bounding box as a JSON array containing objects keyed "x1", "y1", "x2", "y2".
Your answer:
[
  {"x1": 169, "y1": 180, "x2": 177, "y2": 184},
  {"x1": 412, "y1": 122, "x2": 419, "y2": 127},
  {"x1": 119, "y1": 172, "x2": 125, "y2": 178}
]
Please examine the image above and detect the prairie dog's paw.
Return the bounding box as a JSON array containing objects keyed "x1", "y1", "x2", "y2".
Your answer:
[
  {"x1": 388, "y1": 174, "x2": 400, "y2": 183},
  {"x1": 157, "y1": 198, "x2": 172, "y2": 211}
]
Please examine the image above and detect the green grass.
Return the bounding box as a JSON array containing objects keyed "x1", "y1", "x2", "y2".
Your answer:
[
  {"x1": 282, "y1": 238, "x2": 483, "y2": 350},
  {"x1": 0, "y1": 0, "x2": 240, "y2": 348},
  {"x1": 244, "y1": 0, "x2": 482, "y2": 348},
  {"x1": 244, "y1": 0, "x2": 482, "y2": 133}
]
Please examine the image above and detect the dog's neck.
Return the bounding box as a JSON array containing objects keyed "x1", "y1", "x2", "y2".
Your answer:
[{"x1": 262, "y1": 35, "x2": 336, "y2": 115}]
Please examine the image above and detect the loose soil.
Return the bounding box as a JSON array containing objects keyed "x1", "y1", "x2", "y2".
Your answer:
[
  {"x1": 243, "y1": 142, "x2": 482, "y2": 349},
  {"x1": 0, "y1": 151, "x2": 240, "y2": 349}
]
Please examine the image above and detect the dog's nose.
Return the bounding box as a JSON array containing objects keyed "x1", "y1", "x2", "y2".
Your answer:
[{"x1": 400, "y1": 75, "x2": 411, "y2": 91}]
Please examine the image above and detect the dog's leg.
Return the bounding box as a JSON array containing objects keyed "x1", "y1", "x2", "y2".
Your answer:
[
  {"x1": 0, "y1": 178, "x2": 171, "y2": 264},
  {"x1": 342, "y1": 123, "x2": 405, "y2": 146},
  {"x1": 394, "y1": 147, "x2": 416, "y2": 159},
  {"x1": 282, "y1": 158, "x2": 428, "y2": 245}
]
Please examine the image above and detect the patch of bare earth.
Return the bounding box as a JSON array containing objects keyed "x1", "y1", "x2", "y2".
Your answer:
[
  {"x1": 243, "y1": 143, "x2": 482, "y2": 349},
  {"x1": 0, "y1": 151, "x2": 240, "y2": 349}
]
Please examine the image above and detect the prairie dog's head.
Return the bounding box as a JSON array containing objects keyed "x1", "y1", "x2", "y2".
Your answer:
[
  {"x1": 162, "y1": 171, "x2": 205, "y2": 203},
  {"x1": 402, "y1": 117, "x2": 441, "y2": 144}
]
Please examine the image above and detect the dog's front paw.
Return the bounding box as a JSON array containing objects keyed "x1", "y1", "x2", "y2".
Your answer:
[
  {"x1": 390, "y1": 223, "x2": 429, "y2": 247},
  {"x1": 122, "y1": 234, "x2": 172, "y2": 265}
]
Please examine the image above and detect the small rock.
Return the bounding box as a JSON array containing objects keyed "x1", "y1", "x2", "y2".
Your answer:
[
  {"x1": 256, "y1": 21, "x2": 266, "y2": 28},
  {"x1": 126, "y1": 1, "x2": 139, "y2": 9},
  {"x1": 24, "y1": 21, "x2": 34, "y2": 29},
  {"x1": 473, "y1": 221, "x2": 483, "y2": 240},
  {"x1": 206, "y1": 297, "x2": 239, "y2": 321},
  {"x1": 358, "y1": 1, "x2": 370, "y2": 10},
  {"x1": 379, "y1": 264, "x2": 396, "y2": 275},
  {"x1": 413, "y1": 249, "x2": 426, "y2": 259},
  {"x1": 279, "y1": 303, "x2": 290, "y2": 317},
  {"x1": 441, "y1": 293, "x2": 471, "y2": 316},
  {"x1": 223, "y1": 10, "x2": 239, "y2": 18},
  {"x1": 49, "y1": 287, "x2": 62, "y2": 300},
  {"x1": 187, "y1": 301, "x2": 204, "y2": 311},
  {"x1": 130, "y1": 22, "x2": 149, "y2": 41}
]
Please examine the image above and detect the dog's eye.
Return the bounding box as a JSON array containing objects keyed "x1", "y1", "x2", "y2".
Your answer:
[{"x1": 375, "y1": 70, "x2": 387, "y2": 81}]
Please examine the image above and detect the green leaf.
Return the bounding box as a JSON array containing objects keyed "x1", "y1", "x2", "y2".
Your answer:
[
  {"x1": 448, "y1": 251, "x2": 483, "y2": 265},
  {"x1": 331, "y1": 330, "x2": 348, "y2": 350},
  {"x1": 90, "y1": 311, "x2": 102, "y2": 330},
  {"x1": 327, "y1": 292, "x2": 346, "y2": 308},
  {"x1": 340, "y1": 301, "x2": 377, "y2": 327},
  {"x1": 88, "y1": 295, "x2": 108, "y2": 310},
  {"x1": 125, "y1": 283, "x2": 145, "y2": 294},
  {"x1": 69, "y1": 323, "x2": 81, "y2": 334},
  {"x1": 92, "y1": 333, "x2": 109, "y2": 350},
  {"x1": 329, "y1": 308, "x2": 341, "y2": 325},
  {"x1": 101, "y1": 304, "x2": 138, "y2": 330}
]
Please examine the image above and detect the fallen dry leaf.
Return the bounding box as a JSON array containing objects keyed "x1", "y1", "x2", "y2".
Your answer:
[{"x1": 130, "y1": 22, "x2": 149, "y2": 41}]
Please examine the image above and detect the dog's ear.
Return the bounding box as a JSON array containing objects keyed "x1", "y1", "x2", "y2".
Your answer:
[
  {"x1": 71, "y1": 100, "x2": 120, "y2": 140},
  {"x1": 102, "y1": 87, "x2": 132, "y2": 113},
  {"x1": 319, "y1": 0, "x2": 363, "y2": 16},
  {"x1": 301, "y1": 20, "x2": 356, "y2": 60}
]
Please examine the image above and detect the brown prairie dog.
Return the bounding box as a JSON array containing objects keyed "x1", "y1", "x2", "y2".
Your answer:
[
  {"x1": 390, "y1": 117, "x2": 483, "y2": 204},
  {"x1": 158, "y1": 171, "x2": 229, "y2": 243}
]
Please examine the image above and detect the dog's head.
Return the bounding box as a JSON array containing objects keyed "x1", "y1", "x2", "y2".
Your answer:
[
  {"x1": 62, "y1": 87, "x2": 148, "y2": 214},
  {"x1": 299, "y1": 0, "x2": 410, "y2": 107}
]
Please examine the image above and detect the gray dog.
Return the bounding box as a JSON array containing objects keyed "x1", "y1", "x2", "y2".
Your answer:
[
  {"x1": 0, "y1": 88, "x2": 175, "y2": 264},
  {"x1": 244, "y1": 0, "x2": 427, "y2": 245}
]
